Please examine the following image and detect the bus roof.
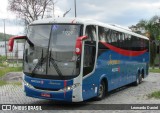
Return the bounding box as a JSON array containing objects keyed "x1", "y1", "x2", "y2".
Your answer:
[{"x1": 31, "y1": 17, "x2": 149, "y2": 40}]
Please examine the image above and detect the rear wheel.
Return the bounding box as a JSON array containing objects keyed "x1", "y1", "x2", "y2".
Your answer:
[
  {"x1": 139, "y1": 73, "x2": 142, "y2": 84},
  {"x1": 133, "y1": 73, "x2": 141, "y2": 86},
  {"x1": 95, "y1": 81, "x2": 106, "y2": 100}
]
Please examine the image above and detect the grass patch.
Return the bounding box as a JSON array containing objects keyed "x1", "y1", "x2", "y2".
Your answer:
[
  {"x1": 0, "y1": 81, "x2": 7, "y2": 86},
  {"x1": 0, "y1": 67, "x2": 22, "y2": 78},
  {"x1": 149, "y1": 68, "x2": 160, "y2": 73},
  {"x1": 12, "y1": 82, "x2": 22, "y2": 86},
  {"x1": 148, "y1": 91, "x2": 160, "y2": 99},
  {"x1": 0, "y1": 81, "x2": 22, "y2": 86}
]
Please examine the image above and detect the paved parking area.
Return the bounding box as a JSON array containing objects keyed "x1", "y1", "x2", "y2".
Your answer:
[{"x1": 0, "y1": 73, "x2": 160, "y2": 113}]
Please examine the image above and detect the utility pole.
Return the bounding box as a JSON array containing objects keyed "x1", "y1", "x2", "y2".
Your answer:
[
  {"x1": 158, "y1": 18, "x2": 160, "y2": 69},
  {"x1": 158, "y1": 40, "x2": 160, "y2": 69},
  {"x1": 3, "y1": 19, "x2": 7, "y2": 60},
  {"x1": 155, "y1": 18, "x2": 160, "y2": 69},
  {"x1": 74, "y1": 0, "x2": 77, "y2": 17},
  {"x1": 51, "y1": 0, "x2": 57, "y2": 18}
]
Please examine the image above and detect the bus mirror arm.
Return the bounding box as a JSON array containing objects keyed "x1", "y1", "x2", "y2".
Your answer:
[
  {"x1": 8, "y1": 36, "x2": 27, "y2": 52},
  {"x1": 75, "y1": 35, "x2": 88, "y2": 55}
]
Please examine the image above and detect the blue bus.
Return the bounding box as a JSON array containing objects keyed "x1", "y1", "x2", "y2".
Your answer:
[{"x1": 8, "y1": 18, "x2": 149, "y2": 102}]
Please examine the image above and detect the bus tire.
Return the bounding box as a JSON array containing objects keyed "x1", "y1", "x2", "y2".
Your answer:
[
  {"x1": 139, "y1": 73, "x2": 142, "y2": 84},
  {"x1": 95, "y1": 80, "x2": 106, "y2": 100},
  {"x1": 133, "y1": 73, "x2": 140, "y2": 86}
]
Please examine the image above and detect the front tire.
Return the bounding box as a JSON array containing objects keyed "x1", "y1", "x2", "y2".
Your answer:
[{"x1": 95, "y1": 81, "x2": 106, "y2": 100}]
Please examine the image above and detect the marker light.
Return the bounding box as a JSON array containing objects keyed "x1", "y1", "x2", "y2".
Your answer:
[{"x1": 60, "y1": 83, "x2": 80, "y2": 91}]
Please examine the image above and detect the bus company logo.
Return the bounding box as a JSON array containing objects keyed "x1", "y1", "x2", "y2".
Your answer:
[
  {"x1": 49, "y1": 81, "x2": 61, "y2": 85},
  {"x1": 112, "y1": 67, "x2": 120, "y2": 72},
  {"x1": 31, "y1": 80, "x2": 44, "y2": 84},
  {"x1": 108, "y1": 60, "x2": 121, "y2": 65},
  {"x1": 107, "y1": 54, "x2": 121, "y2": 65}
]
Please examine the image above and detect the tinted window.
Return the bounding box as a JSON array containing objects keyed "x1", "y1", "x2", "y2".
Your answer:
[
  {"x1": 50, "y1": 25, "x2": 82, "y2": 48},
  {"x1": 85, "y1": 25, "x2": 96, "y2": 41},
  {"x1": 27, "y1": 25, "x2": 51, "y2": 47},
  {"x1": 98, "y1": 26, "x2": 110, "y2": 42},
  {"x1": 98, "y1": 26, "x2": 149, "y2": 51}
]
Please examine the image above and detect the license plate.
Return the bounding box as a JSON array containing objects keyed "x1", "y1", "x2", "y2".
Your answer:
[{"x1": 41, "y1": 93, "x2": 51, "y2": 98}]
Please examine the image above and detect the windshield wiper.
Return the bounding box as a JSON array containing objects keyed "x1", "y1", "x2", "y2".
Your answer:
[
  {"x1": 48, "y1": 51, "x2": 64, "y2": 79},
  {"x1": 31, "y1": 49, "x2": 64, "y2": 79},
  {"x1": 26, "y1": 36, "x2": 34, "y2": 47},
  {"x1": 32, "y1": 49, "x2": 47, "y2": 75}
]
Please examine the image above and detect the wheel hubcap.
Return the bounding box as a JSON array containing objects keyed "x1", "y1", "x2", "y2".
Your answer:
[
  {"x1": 98, "y1": 84, "x2": 104, "y2": 98},
  {"x1": 137, "y1": 76, "x2": 139, "y2": 84}
]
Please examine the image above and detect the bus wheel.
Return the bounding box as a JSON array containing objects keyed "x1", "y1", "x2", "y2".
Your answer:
[
  {"x1": 134, "y1": 73, "x2": 141, "y2": 86},
  {"x1": 139, "y1": 73, "x2": 142, "y2": 84},
  {"x1": 95, "y1": 81, "x2": 106, "y2": 100}
]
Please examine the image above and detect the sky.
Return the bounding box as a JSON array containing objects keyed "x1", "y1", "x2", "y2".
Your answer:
[{"x1": 0, "y1": 0, "x2": 160, "y2": 35}]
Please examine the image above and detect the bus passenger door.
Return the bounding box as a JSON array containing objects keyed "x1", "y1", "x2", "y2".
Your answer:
[
  {"x1": 82, "y1": 25, "x2": 97, "y2": 99},
  {"x1": 83, "y1": 25, "x2": 97, "y2": 76}
]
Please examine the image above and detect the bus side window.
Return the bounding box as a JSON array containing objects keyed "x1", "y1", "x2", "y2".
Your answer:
[
  {"x1": 98, "y1": 27, "x2": 105, "y2": 42},
  {"x1": 85, "y1": 25, "x2": 96, "y2": 41}
]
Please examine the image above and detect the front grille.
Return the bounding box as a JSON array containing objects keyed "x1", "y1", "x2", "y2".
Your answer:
[
  {"x1": 34, "y1": 86, "x2": 60, "y2": 91},
  {"x1": 24, "y1": 72, "x2": 77, "y2": 80}
]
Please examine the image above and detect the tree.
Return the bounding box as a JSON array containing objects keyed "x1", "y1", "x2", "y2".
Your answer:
[
  {"x1": 138, "y1": 16, "x2": 159, "y2": 68},
  {"x1": 8, "y1": 0, "x2": 53, "y2": 24}
]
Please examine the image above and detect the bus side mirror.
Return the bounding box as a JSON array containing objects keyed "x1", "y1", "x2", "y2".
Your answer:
[
  {"x1": 75, "y1": 36, "x2": 88, "y2": 55},
  {"x1": 8, "y1": 36, "x2": 27, "y2": 52}
]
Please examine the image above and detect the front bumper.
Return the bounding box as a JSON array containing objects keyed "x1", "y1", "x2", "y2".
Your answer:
[{"x1": 24, "y1": 84, "x2": 73, "y2": 102}]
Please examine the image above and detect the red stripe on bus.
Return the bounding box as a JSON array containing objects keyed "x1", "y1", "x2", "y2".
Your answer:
[
  {"x1": 64, "y1": 80, "x2": 67, "y2": 98},
  {"x1": 100, "y1": 41, "x2": 147, "y2": 57}
]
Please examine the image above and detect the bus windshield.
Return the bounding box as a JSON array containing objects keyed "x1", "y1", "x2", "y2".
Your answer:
[{"x1": 24, "y1": 24, "x2": 82, "y2": 79}]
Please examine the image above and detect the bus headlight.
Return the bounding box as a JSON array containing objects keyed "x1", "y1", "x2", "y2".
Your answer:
[
  {"x1": 23, "y1": 80, "x2": 34, "y2": 89},
  {"x1": 60, "y1": 83, "x2": 80, "y2": 91}
]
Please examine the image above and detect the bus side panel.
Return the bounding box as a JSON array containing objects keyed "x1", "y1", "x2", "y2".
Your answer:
[
  {"x1": 82, "y1": 49, "x2": 149, "y2": 100},
  {"x1": 82, "y1": 71, "x2": 110, "y2": 100}
]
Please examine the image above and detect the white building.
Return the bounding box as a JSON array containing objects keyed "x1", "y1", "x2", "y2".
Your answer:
[
  {"x1": 0, "y1": 41, "x2": 6, "y2": 56},
  {"x1": 0, "y1": 41, "x2": 24, "y2": 59}
]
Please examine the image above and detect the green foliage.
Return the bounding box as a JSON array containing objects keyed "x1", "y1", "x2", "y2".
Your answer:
[
  {"x1": 150, "y1": 43, "x2": 157, "y2": 67},
  {"x1": 149, "y1": 68, "x2": 160, "y2": 73},
  {"x1": 0, "y1": 56, "x2": 6, "y2": 62},
  {"x1": 0, "y1": 63, "x2": 22, "y2": 86},
  {"x1": 0, "y1": 32, "x2": 13, "y2": 41},
  {"x1": 138, "y1": 16, "x2": 159, "y2": 67},
  {"x1": 0, "y1": 56, "x2": 7, "y2": 67},
  {"x1": 158, "y1": 35, "x2": 160, "y2": 41},
  {"x1": 0, "y1": 81, "x2": 7, "y2": 86},
  {"x1": 148, "y1": 91, "x2": 160, "y2": 99},
  {"x1": 12, "y1": 82, "x2": 22, "y2": 86},
  {"x1": 0, "y1": 81, "x2": 22, "y2": 86}
]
